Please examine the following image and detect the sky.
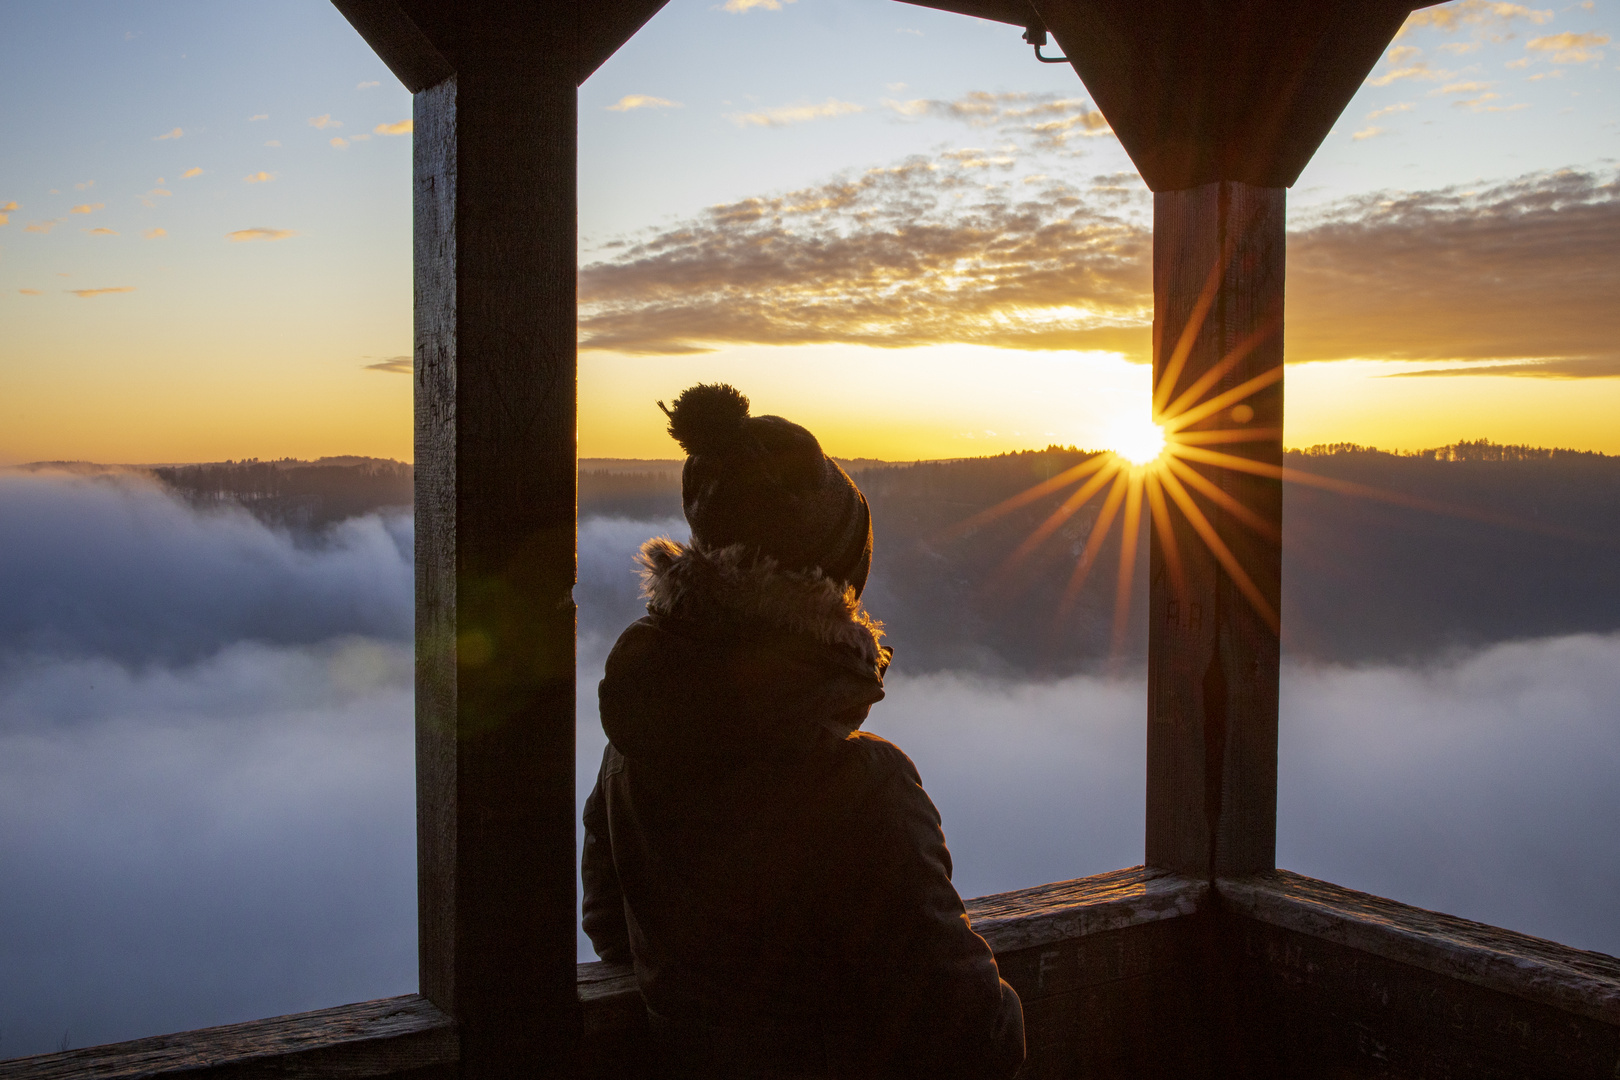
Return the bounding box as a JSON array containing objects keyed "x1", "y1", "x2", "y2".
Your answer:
[{"x1": 1, "y1": 0, "x2": 1617, "y2": 463}]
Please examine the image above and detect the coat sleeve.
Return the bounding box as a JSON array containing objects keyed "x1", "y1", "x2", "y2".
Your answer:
[
  {"x1": 581, "y1": 745, "x2": 633, "y2": 964},
  {"x1": 830, "y1": 740, "x2": 1025, "y2": 1080}
]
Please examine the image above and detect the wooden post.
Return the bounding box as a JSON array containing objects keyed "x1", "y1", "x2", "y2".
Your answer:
[
  {"x1": 411, "y1": 18, "x2": 580, "y2": 1080},
  {"x1": 1145, "y1": 182, "x2": 1285, "y2": 879},
  {"x1": 330, "y1": 4, "x2": 669, "y2": 1076}
]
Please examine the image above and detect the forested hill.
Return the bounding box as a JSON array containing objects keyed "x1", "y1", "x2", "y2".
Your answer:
[
  {"x1": 100, "y1": 446, "x2": 1620, "y2": 672},
  {"x1": 586, "y1": 443, "x2": 1620, "y2": 673},
  {"x1": 152, "y1": 457, "x2": 412, "y2": 530}
]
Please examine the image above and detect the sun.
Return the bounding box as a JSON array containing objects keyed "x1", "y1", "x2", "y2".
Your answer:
[{"x1": 1103, "y1": 416, "x2": 1167, "y2": 466}]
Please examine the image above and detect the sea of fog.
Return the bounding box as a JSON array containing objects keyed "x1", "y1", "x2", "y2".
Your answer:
[{"x1": 2, "y1": 469, "x2": 1617, "y2": 1058}]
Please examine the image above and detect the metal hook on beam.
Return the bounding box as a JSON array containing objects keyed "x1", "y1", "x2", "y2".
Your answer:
[{"x1": 1022, "y1": 24, "x2": 1069, "y2": 64}]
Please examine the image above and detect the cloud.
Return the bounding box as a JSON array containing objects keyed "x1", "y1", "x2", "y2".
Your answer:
[
  {"x1": 1525, "y1": 29, "x2": 1608, "y2": 61},
  {"x1": 357, "y1": 80, "x2": 380, "y2": 90},
  {"x1": 721, "y1": 0, "x2": 794, "y2": 11},
  {"x1": 1367, "y1": 61, "x2": 1457, "y2": 85},
  {"x1": 1352, "y1": 125, "x2": 1386, "y2": 140},
  {"x1": 243, "y1": 171, "x2": 275, "y2": 183},
  {"x1": 1398, "y1": 0, "x2": 1553, "y2": 38},
  {"x1": 330, "y1": 136, "x2": 349, "y2": 149},
  {"x1": 883, "y1": 91, "x2": 1111, "y2": 148},
  {"x1": 69, "y1": 203, "x2": 105, "y2": 215},
  {"x1": 0, "y1": 473, "x2": 412, "y2": 664},
  {"x1": 363, "y1": 356, "x2": 412, "y2": 374},
  {"x1": 1276, "y1": 634, "x2": 1620, "y2": 956},
  {"x1": 0, "y1": 641, "x2": 417, "y2": 1055},
  {"x1": 154, "y1": 127, "x2": 183, "y2": 140},
  {"x1": 227, "y1": 227, "x2": 295, "y2": 242},
  {"x1": 75, "y1": 180, "x2": 95, "y2": 191},
  {"x1": 374, "y1": 119, "x2": 413, "y2": 134},
  {"x1": 1366, "y1": 102, "x2": 1414, "y2": 120},
  {"x1": 604, "y1": 96, "x2": 681, "y2": 113},
  {"x1": 578, "y1": 154, "x2": 1152, "y2": 356},
  {"x1": 580, "y1": 152, "x2": 1619, "y2": 374},
  {"x1": 1386, "y1": 357, "x2": 1620, "y2": 378},
  {"x1": 18, "y1": 288, "x2": 41, "y2": 296},
  {"x1": 265, "y1": 140, "x2": 282, "y2": 147},
  {"x1": 1432, "y1": 79, "x2": 1495, "y2": 93},
  {"x1": 249, "y1": 113, "x2": 269, "y2": 121},
  {"x1": 1, "y1": 201, "x2": 15, "y2": 211},
  {"x1": 181, "y1": 167, "x2": 203, "y2": 179},
  {"x1": 726, "y1": 98, "x2": 864, "y2": 128},
  {"x1": 1286, "y1": 169, "x2": 1620, "y2": 370},
  {"x1": 0, "y1": 473, "x2": 418, "y2": 1056},
  {"x1": 0, "y1": 490, "x2": 1614, "y2": 1051},
  {"x1": 1456, "y1": 93, "x2": 1526, "y2": 111},
  {"x1": 24, "y1": 220, "x2": 61, "y2": 234},
  {"x1": 85, "y1": 227, "x2": 117, "y2": 236},
  {"x1": 307, "y1": 114, "x2": 342, "y2": 129},
  {"x1": 144, "y1": 228, "x2": 167, "y2": 239},
  {"x1": 68, "y1": 287, "x2": 136, "y2": 297}
]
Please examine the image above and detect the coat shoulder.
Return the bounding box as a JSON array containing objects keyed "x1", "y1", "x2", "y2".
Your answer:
[{"x1": 836, "y1": 730, "x2": 923, "y2": 788}]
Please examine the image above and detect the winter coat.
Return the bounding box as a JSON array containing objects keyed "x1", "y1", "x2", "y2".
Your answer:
[{"x1": 583, "y1": 537, "x2": 1025, "y2": 1080}]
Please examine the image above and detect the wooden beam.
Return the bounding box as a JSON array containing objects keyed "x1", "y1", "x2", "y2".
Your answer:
[
  {"x1": 328, "y1": 0, "x2": 451, "y2": 92},
  {"x1": 891, "y1": 0, "x2": 1038, "y2": 29},
  {"x1": 1028, "y1": 0, "x2": 1425, "y2": 190},
  {"x1": 413, "y1": 57, "x2": 579, "y2": 1080},
  {"x1": 328, "y1": 2, "x2": 681, "y2": 1073},
  {"x1": 1146, "y1": 181, "x2": 1284, "y2": 879},
  {"x1": 331, "y1": 0, "x2": 670, "y2": 90}
]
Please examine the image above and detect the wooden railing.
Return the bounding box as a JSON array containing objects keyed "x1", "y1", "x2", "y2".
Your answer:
[{"x1": 7, "y1": 866, "x2": 1616, "y2": 1079}]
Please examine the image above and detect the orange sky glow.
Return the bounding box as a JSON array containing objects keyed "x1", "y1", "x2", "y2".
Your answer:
[{"x1": 2, "y1": 1, "x2": 1617, "y2": 466}]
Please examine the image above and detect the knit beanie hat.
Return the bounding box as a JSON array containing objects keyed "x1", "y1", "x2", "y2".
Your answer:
[{"x1": 660, "y1": 384, "x2": 873, "y2": 597}]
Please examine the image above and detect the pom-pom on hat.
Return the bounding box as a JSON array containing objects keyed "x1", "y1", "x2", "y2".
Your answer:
[{"x1": 659, "y1": 384, "x2": 873, "y2": 596}]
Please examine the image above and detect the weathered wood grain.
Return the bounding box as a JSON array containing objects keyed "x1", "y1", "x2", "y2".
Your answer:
[
  {"x1": 0, "y1": 996, "x2": 454, "y2": 1080},
  {"x1": 1225, "y1": 902, "x2": 1620, "y2": 1077},
  {"x1": 967, "y1": 864, "x2": 1207, "y2": 954},
  {"x1": 893, "y1": 0, "x2": 1037, "y2": 29},
  {"x1": 1146, "y1": 181, "x2": 1284, "y2": 880},
  {"x1": 1027, "y1": 0, "x2": 1420, "y2": 190},
  {"x1": 404, "y1": 8, "x2": 584, "y2": 1076},
  {"x1": 328, "y1": 1, "x2": 451, "y2": 92},
  {"x1": 1222, "y1": 869, "x2": 1620, "y2": 1028}
]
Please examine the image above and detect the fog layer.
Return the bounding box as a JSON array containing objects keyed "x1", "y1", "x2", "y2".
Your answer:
[{"x1": 2, "y1": 483, "x2": 1616, "y2": 1058}]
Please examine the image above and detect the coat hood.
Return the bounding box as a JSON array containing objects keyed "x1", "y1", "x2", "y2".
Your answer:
[{"x1": 598, "y1": 538, "x2": 891, "y2": 773}]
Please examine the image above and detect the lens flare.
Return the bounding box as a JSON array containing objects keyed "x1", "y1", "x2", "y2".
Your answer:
[{"x1": 1103, "y1": 417, "x2": 1166, "y2": 466}]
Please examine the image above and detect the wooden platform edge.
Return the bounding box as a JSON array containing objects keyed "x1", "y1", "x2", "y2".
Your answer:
[
  {"x1": 1220, "y1": 869, "x2": 1620, "y2": 1028},
  {"x1": 0, "y1": 994, "x2": 456, "y2": 1079}
]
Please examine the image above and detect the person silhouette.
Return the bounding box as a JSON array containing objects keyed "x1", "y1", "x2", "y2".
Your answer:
[{"x1": 583, "y1": 383, "x2": 1024, "y2": 1079}]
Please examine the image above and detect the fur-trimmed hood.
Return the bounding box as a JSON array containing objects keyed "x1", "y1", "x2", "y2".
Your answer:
[
  {"x1": 637, "y1": 536, "x2": 889, "y2": 676},
  {"x1": 596, "y1": 538, "x2": 891, "y2": 771}
]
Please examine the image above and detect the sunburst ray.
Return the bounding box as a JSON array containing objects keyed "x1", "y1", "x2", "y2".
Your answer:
[
  {"x1": 1144, "y1": 471, "x2": 1187, "y2": 600},
  {"x1": 1110, "y1": 472, "x2": 1146, "y2": 657},
  {"x1": 1155, "y1": 465, "x2": 1280, "y2": 632},
  {"x1": 1162, "y1": 454, "x2": 1280, "y2": 543},
  {"x1": 938, "y1": 453, "x2": 1111, "y2": 542},
  {"x1": 1160, "y1": 315, "x2": 1281, "y2": 424},
  {"x1": 987, "y1": 459, "x2": 1122, "y2": 590},
  {"x1": 1162, "y1": 365, "x2": 1284, "y2": 434},
  {"x1": 1058, "y1": 469, "x2": 1130, "y2": 618}
]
